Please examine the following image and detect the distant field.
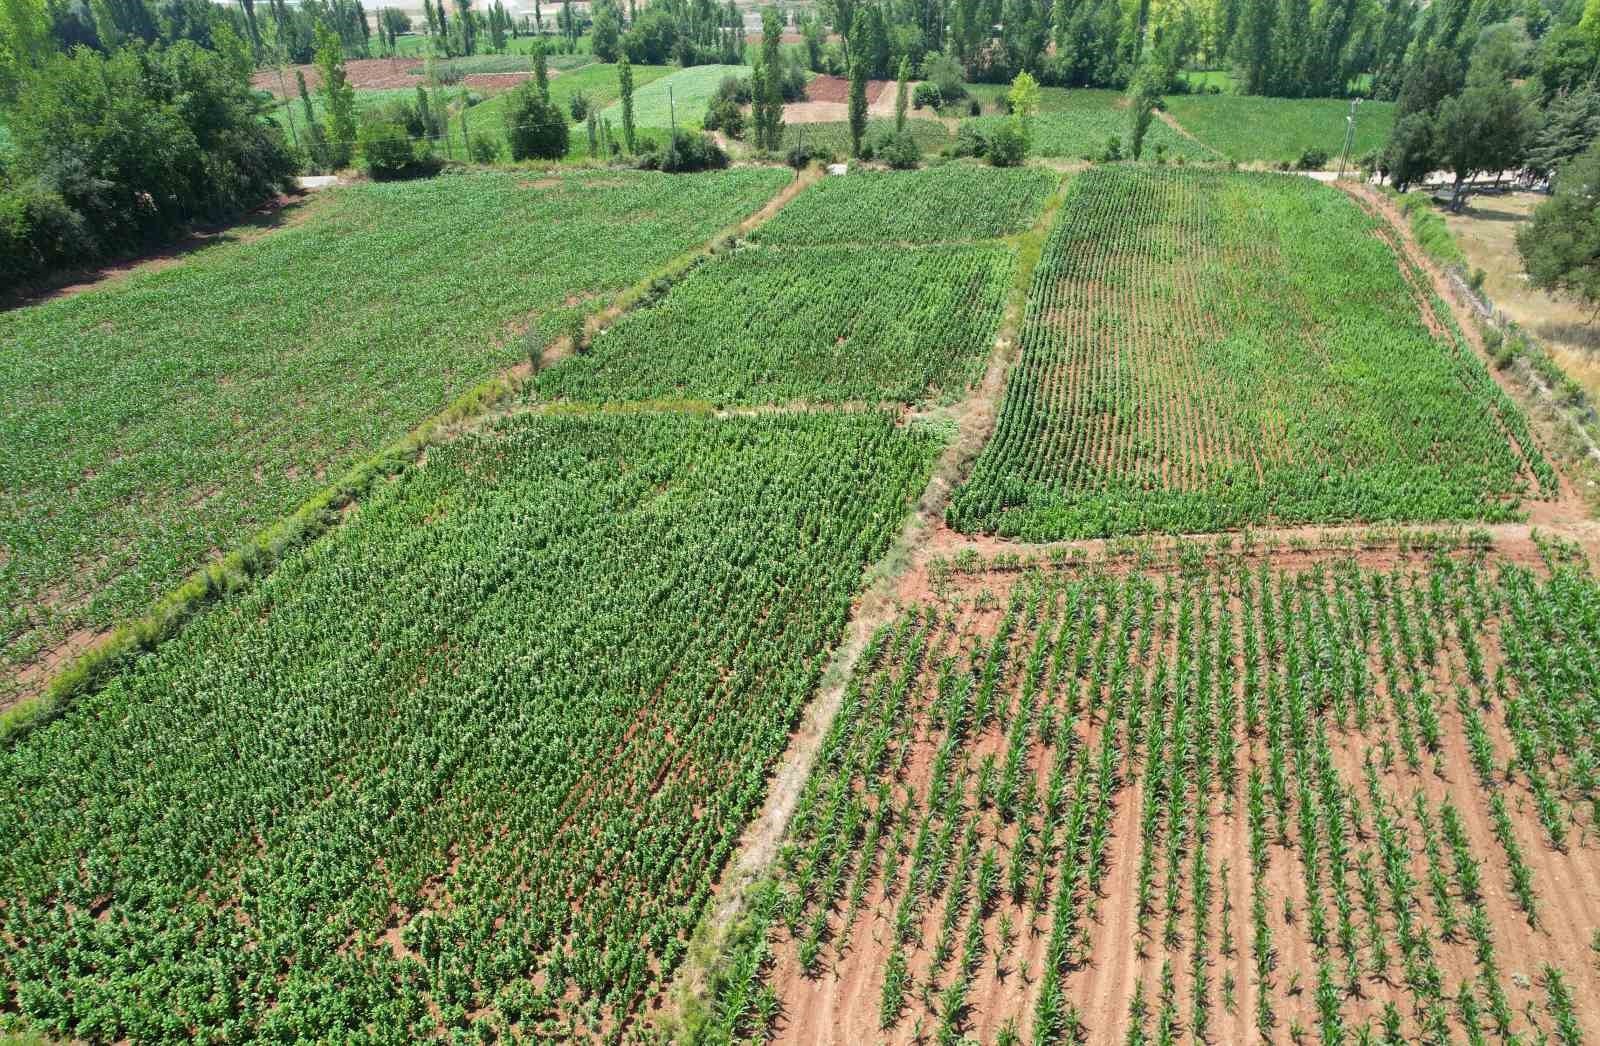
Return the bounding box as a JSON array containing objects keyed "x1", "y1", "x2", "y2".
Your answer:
[
  {"x1": 446, "y1": 61, "x2": 675, "y2": 156},
  {"x1": 1163, "y1": 94, "x2": 1395, "y2": 164},
  {"x1": 755, "y1": 163, "x2": 1055, "y2": 245},
  {"x1": 537, "y1": 243, "x2": 1013, "y2": 404},
  {"x1": 595, "y1": 62, "x2": 746, "y2": 128},
  {"x1": 966, "y1": 88, "x2": 1216, "y2": 160},
  {"x1": 781, "y1": 116, "x2": 951, "y2": 157},
  {"x1": 949, "y1": 166, "x2": 1554, "y2": 538},
  {"x1": 0, "y1": 407, "x2": 941, "y2": 1041},
  {"x1": 0, "y1": 168, "x2": 787, "y2": 700}
]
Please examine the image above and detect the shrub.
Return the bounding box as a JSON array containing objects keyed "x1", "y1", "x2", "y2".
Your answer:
[
  {"x1": 988, "y1": 121, "x2": 1026, "y2": 167},
  {"x1": 0, "y1": 181, "x2": 95, "y2": 285},
  {"x1": 968, "y1": 98, "x2": 981, "y2": 117},
  {"x1": 470, "y1": 133, "x2": 504, "y2": 165},
  {"x1": 505, "y1": 83, "x2": 570, "y2": 161},
  {"x1": 703, "y1": 97, "x2": 745, "y2": 139},
  {"x1": 913, "y1": 83, "x2": 942, "y2": 110},
  {"x1": 1098, "y1": 135, "x2": 1123, "y2": 161},
  {"x1": 360, "y1": 102, "x2": 446, "y2": 178},
  {"x1": 880, "y1": 131, "x2": 921, "y2": 169},
  {"x1": 1296, "y1": 147, "x2": 1330, "y2": 170},
  {"x1": 952, "y1": 120, "x2": 988, "y2": 158},
  {"x1": 636, "y1": 131, "x2": 728, "y2": 172},
  {"x1": 569, "y1": 90, "x2": 592, "y2": 122}
]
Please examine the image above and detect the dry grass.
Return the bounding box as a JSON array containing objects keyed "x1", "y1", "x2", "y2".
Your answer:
[{"x1": 1444, "y1": 192, "x2": 1600, "y2": 400}]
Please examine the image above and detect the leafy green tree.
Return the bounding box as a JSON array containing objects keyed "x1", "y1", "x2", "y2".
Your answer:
[
  {"x1": 1127, "y1": 62, "x2": 1160, "y2": 159},
  {"x1": 534, "y1": 38, "x2": 548, "y2": 97},
  {"x1": 1434, "y1": 80, "x2": 1532, "y2": 207},
  {"x1": 895, "y1": 55, "x2": 909, "y2": 132},
  {"x1": 0, "y1": 0, "x2": 51, "y2": 102},
  {"x1": 1236, "y1": 0, "x2": 1276, "y2": 94},
  {"x1": 1517, "y1": 141, "x2": 1600, "y2": 319},
  {"x1": 1008, "y1": 69, "x2": 1040, "y2": 148},
  {"x1": 848, "y1": 56, "x2": 867, "y2": 157},
  {"x1": 315, "y1": 20, "x2": 356, "y2": 167},
  {"x1": 1383, "y1": 111, "x2": 1435, "y2": 191},
  {"x1": 504, "y1": 79, "x2": 569, "y2": 159},
  {"x1": 755, "y1": 6, "x2": 784, "y2": 149},
  {"x1": 591, "y1": 0, "x2": 620, "y2": 60},
  {"x1": 619, "y1": 53, "x2": 636, "y2": 153},
  {"x1": 1527, "y1": 86, "x2": 1600, "y2": 181}
]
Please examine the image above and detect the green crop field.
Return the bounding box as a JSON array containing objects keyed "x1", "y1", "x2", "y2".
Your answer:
[
  {"x1": 948, "y1": 166, "x2": 1555, "y2": 539},
  {"x1": 595, "y1": 63, "x2": 746, "y2": 129},
  {"x1": 964, "y1": 88, "x2": 1217, "y2": 161},
  {"x1": 536, "y1": 243, "x2": 1013, "y2": 404},
  {"x1": 754, "y1": 163, "x2": 1056, "y2": 245},
  {"x1": 0, "y1": 168, "x2": 787, "y2": 703},
  {"x1": 0, "y1": 409, "x2": 940, "y2": 1041},
  {"x1": 781, "y1": 117, "x2": 952, "y2": 158},
  {"x1": 702, "y1": 547, "x2": 1600, "y2": 1044},
  {"x1": 1163, "y1": 94, "x2": 1396, "y2": 165}
]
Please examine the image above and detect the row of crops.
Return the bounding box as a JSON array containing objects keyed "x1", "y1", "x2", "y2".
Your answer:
[
  {"x1": 0, "y1": 410, "x2": 942, "y2": 1041},
  {"x1": 539, "y1": 163, "x2": 1053, "y2": 409},
  {"x1": 535, "y1": 243, "x2": 1012, "y2": 405},
  {"x1": 0, "y1": 168, "x2": 788, "y2": 706},
  {"x1": 702, "y1": 548, "x2": 1600, "y2": 1044},
  {"x1": 948, "y1": 166, "x2": 1555, "y2": 540}
]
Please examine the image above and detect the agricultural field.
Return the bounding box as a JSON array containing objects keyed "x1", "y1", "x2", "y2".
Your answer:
[
  {"x1": 1163, "y1": 94, "x2": 1396, "y2": 165},
  {"x1": 781, "y1": 117, "x2": 952, "y2": 158},
  {"x1": 595, "y1": 63, "x2": 746, "y2": 129},
  {"x1": 444, "y1": 61, "x2": 675, "y2": 155},
  {"x1": 536, "y1": 243, "x2": 1013, "y2": 405},
  {"x1": 965, "y1": 88, "x2": 1216, "y2": 161},
  {"x1": 702, "y1": 542, "x2": 1600, "y2": 1044},
  {"x1": 0, "y1": 409, "x2": 941, "y2": 1041},
  {"x1": 0, "y1": 168, "x2": 788, "y2": 706},
  {"x1": 754, "y1": 164, "x2": 1056, "y2": 246},
  {"x1": 949, "y1": 166, "x2": 1556, "y2": 540}
]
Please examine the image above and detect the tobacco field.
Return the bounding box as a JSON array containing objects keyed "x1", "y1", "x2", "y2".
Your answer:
[
  {"x1": 534, "y1": 243, "x2": 1012, "y2": 405},
  {"x1": 948, "y1": 166, "x2": 1556, "y2": 540},
  {"x1": 703, "y1": 543, "x2": 1600, "y2": 1044},
  {"x1": 752, "y1": 165, "x2": 1056, "y2": 246},
  {"x1": 0, "y1": 409, "x2": 940, "y2": 1041},
  {"x1": 0, "y1": 167, "x2": 787, "y2": 705}
]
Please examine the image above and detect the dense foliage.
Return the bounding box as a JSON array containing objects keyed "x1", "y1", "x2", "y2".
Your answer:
[
  {"x1": 705, "y1": 546, "x2": 1600, "y2": 1043},
  {"x1": 949, "y1": 167, "x2": 1555, "y2": 539},
  {"x1": 754, "y1": 163, "x2": 1055, "y2": 246},
  {"x1": 537, "y1": 243, "x2": 1012, "y2": 405},
  {"x1": 0, "y1": 408, "x2": 940, "y2": 1040},
  {"x1": 0, "y1": 168, "x2": 788, "y2": 704},
  {"x1": 0, "y1": 40, "x2": 294, "y2": 284}
]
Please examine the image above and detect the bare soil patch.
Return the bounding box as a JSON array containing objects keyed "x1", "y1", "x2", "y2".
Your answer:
[{"x1": 251, "y1": 58, "x2": 534, "y2": 97}]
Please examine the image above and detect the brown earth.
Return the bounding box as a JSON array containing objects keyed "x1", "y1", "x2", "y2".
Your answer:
[{"x1": 251, "y1": 57, "x2": 536, "y2": 97}]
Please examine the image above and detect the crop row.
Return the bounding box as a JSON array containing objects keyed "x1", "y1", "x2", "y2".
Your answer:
[
  {"x1": 0, "y1": 410, "x2": 941, "y2": 1041},
  {"x1": 535, "y1": 243, "x2": 1013, "y2": 406},
  {"x1": 949, "y1": 166, "x2": 1554, "y2": 539},
  {"x1": 702, "y1": 548, "x2": 1600, "y2": 1044},
  {"x1": 0, "y1": 167, "x2": 788, "y2": 705}
]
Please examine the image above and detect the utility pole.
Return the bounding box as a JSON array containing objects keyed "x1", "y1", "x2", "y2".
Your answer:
[
  {"x1": 668, "y1": 83, "x2": 677, "y2": 170},
  {"x1": 1337, "y1": 97, "x2": 1361, "y2": 181}
]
